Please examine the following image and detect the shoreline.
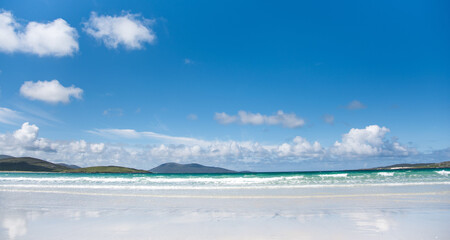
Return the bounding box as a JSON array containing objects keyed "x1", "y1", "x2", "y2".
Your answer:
[{"x1": 1, "y1": 167, "x2": 449, "y2": 174}]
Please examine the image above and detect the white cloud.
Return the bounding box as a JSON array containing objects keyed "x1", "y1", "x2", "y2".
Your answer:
[
  {"x1": 0, "y1": 123, "x2": 419, "y2": 169},
  {"x1": 277, "y1": 137, "x2": 324, "y2": 158},
  {"x1": 13, "y1": 122, "x2": 38, "y2": 144},
  {"x1": 0, "y1": 122, "x2": 108, "y2": 163},
  {"x1": 184, "y1": 58, "x2": 193, "y2": 64},
  {"x1": 70, "y1": 140, "x2": 87, "y2": 153},
  {"x1": 84, "y1": 12, "x2": 156, "y2": 49},
  {"x1": 345, "y1": 100, "x2": 366, "y2": 110},
  {"x1": 0, "y1": 10, "x2": 78, "y2": 57},
  {"x1": 215, "y1": 110, "x2": 305, "y2": 128},
  {"x1": 330, "y1": 125, "x2": 412, "y2": 157},
  {"x1": 90, "y1": 143, "x2": 105, "y2": 153},
  {"x1": 20, "y1": 80, "x2": 83, "y2": 104},
  {"x1": 0, "y1": 107, "x2": 23, "y2": 125}
]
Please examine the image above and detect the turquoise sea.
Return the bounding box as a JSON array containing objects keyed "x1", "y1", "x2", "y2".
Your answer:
[
  {"x1": 1, "y1": 169, "x2": 449, "y2": 239},
  {"x1": 0, "y1": 169, "x2": 449, "y2": 190}
]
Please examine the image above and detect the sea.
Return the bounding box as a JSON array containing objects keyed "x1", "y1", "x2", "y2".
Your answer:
[{"x1": 0, "y1": 169, "x2": 449, "y2": 239}]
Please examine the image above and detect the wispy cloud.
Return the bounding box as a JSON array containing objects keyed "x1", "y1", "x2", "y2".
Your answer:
[
  {"x1": 187, "y1": 114, "x2": 198, "y2": 120},
  {"x1": 184, "y1": 58, "x2": 194, "y2": 64},
  {"x1": 103, "y1": 108, "x2": 123, "y2": 116},
  {"x1": 344, "y1": 100, "x2": 366, "y2": 110},
  {"x1": 0, "y1": 107, "x2": 23, "y2": 125},
  {"x1": 88, "y1": 128, "x2": 206, "y2": 145},
  {"x1": 13, "y1": 104, "x2": 62, "y2": 125},
  {"x1": 323, "y1": 114, "x2": 334, "y2": 125},
  {"x1": 215, "y1": 110, "x2": 305, "y2": 128}
]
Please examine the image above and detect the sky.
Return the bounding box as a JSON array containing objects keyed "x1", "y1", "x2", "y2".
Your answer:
[{"x1": 0, "y1": 0, "x2": 449, "y2": 171}]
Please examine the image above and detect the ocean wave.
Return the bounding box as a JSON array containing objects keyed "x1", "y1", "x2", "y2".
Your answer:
[
  {"x1": 435, "y1": 170, "x2": 450, "y2": 177},
  {"x1": 377, "y1": 172, "x2": 394, "y2": 177},
  {"x1": 2, "y1": 181, "x2": 449, "y2": 190},
  {"x1": 0, "y1": 176, "x2": 306, "y2": 185},
  {"x1": 318, "y1": 173, "x2": 348, "y2": 178}
]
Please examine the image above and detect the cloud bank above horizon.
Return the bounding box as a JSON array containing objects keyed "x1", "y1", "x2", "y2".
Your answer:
[{"x1": 0, "y1": 122, "x2": 430, "y2": 170}]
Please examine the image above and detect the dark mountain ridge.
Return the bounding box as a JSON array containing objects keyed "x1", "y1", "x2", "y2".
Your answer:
[
  {"x1": 0, "y1": 157, "x2": 71, "y2": 172},
  {"x1": 0, "y1": 156, "x2": 148, "y2": 173}
]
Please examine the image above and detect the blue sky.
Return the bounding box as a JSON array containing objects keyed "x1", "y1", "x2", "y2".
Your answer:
[{"x1": 0, "y1": 0, "x2": 448, "y2": 171}]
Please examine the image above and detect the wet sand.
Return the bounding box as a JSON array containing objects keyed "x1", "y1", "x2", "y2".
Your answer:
[{"x1": 1, "y1": 183, "x2": 449, "y2": 239}]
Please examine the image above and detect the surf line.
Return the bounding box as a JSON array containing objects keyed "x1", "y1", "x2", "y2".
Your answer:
[
  {"x1": 1, "y1": 188, "x2": 450, "y2": 199},
  {"x1": 1, "y1": 182, "x2": 450, "y2": 190}
]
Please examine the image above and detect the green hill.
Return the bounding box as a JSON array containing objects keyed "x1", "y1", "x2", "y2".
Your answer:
[
  {"x1": 0, "y1": 157, "x2": 71, "y2": 172},
  {"x1": 57, "y1": 163, "x2": 81, "y2": 169},
  {"x1": 0, "y1": 156, "x2": 149, "y2": 173},
  {"x1": 63, "y1": 166, "x2": 150, "y2": 173},
  {"x1": 369, "y1": 161, "x2": 450, "y2": 170}
]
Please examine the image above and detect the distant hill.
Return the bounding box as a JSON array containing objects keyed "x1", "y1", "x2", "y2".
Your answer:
[
  {"x1": 0, "y1": 157, "x2": 71, "y2": 172},
  {"x1": 0, "y1": 155, "x2": 14, "y2": 159},
  {"x1": 63, "y1": 166, "x2": 150, "y2": 173},
  {"x1": 368, "y1": 161, "x2": 450, "y2": 170},
  {"x1": 0, "y1": 156, "x2": 148, "y2": 173},
  {"x1": 57, "y1": 163, "x2": 81, "y2": 169},
  {"x1": 151, "y1": 162, "x2": 236, "y2": 173}
]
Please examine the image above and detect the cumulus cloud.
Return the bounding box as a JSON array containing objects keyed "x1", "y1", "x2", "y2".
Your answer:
[
  {"x1": 13, "y1": 122, "x2": 38, "y2": 144},
  {"x1": 277, "y1": 137, "x2": 324, "y2": 158},
  {"x1": 20, "y1": 80, "x2": 83, "y2": 104},
  {"x1": 0, "y1": 107, "x2": 23, "y2": 125},
  {"x1": 330, "y1": 125, "x2": 412, "y2": 157},
  {"x1": 0, "y1": 122, "x2": 107, "y2": 162},
  {"x1": 84, "y1": 12, "x2": 156, "y2": 49},
  {"x1": 215, "y1": 110, "x2": 305, "y2": 128},
  {"x1": 0, "y1": 10, "x2": 78, "y2": 56},
  {"x1": 0, "y1": 123, "x2": 421, "y2": 169},
  {"x1": 90, "y1": 143, "x2": 105, "y2": 153},
  {"x1": 345, "y1": 100, "x2": 366, "y2": 110}
]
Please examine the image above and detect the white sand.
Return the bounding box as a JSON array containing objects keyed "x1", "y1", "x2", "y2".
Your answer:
[{"x1": 0, "y1": 183, "x2": 449, "y2": 239}]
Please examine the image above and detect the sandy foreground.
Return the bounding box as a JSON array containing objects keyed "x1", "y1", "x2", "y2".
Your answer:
[{"x1": 1, "y1": 183, "x2": 449, "y2": 240}]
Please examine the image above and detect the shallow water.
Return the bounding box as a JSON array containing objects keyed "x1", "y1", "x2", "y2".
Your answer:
[{"x1": 1, "y1": 169, "x2": 449, "y2": 239}]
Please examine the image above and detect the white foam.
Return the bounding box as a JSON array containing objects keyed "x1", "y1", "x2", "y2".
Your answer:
[
  {"x1": 435, "y1": 170, "x2": 450, "y2": 177},
  {"x1": 377, "y1": 172, "x2": 394, "y2": 177},
  {"x1": 319, "y1": 173, "x2": 348, "y2": 178},
  {"x1": 2, "y1": 181, "x2": 448, "y2": 191},
  {"x1": 0, "y1": 176, "x2": 305, "y2": 185}
]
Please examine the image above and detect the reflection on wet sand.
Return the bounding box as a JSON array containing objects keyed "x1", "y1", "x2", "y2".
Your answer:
[{"x1": 1, "y1": 185, "x2": 449, "y2": 239}]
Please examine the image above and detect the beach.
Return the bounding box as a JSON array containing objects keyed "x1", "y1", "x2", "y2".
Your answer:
[{"x1": 1, "y1": 169, "x2": 449, "y2": 239}]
